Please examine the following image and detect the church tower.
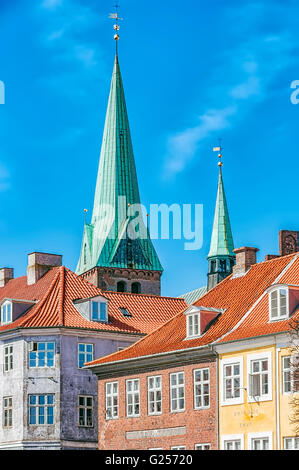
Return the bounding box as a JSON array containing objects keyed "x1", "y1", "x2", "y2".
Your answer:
[
  {"x1": 207, "y1": 149, "x2": 235, "y2": 291},
  {"x1": 76, "y1": 16, "x2": 163, "y2": 295}
]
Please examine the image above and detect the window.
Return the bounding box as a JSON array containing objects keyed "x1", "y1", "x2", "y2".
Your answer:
[
  {"x1": 29, "y1": 394, "x2": 54, "y2": 425},
  {"x1": 131, "y1": 282, "x2": 141, "y2": 294},
  {"x1": 29, "y1": 342, "x2": 55, "y2": 368},
  {"x1": 250, "y1": 437, "x2": 270, "y2": 450},
  {"x1": 221, "y1": 434, "x2": 244, "y2": 450},
  {"x1": 117, "y1": 281, "x2": 126, "y2": 293},
  {"x1": 223, "y1": 440, "x2": 241, "y2": 450},
  {"x1": 187, "y1": 314, "x2": 200, "y2": 338},
  {"x1": 4, "y1": 344, "x2": 13, "y2": 372},
  {"x1": 120, "y1": 307, "x2": 132, "y2": 317},
  {"x1": 195, "y1": 444, "x2": 210, "y2": 450},
  {"x1": 78, "y1": 343, "x2": 94, "y2": 368},
  {"x1": 220, "y1": 260, "x2": 226, "y2": 273},
  {"x1": 224, "y1": 363, "x2": 241, "y2": 400},
  {"x1": 126, "y1": 379, "x2": 140, "y2": 417},
  {"x1": 248, "y1": 432, "x2": 272, "y2": 450},
  {"x1": 282, "y1": 356, "x2": 292, "y2": 393},
  {"x1": 171, "y1": 446, "x2": 186, "y2": 450},
  {"x1": 248, "y1": 352, "x2": 272, "y2": 402},
  {"x1": 170, "y1": 372, "x2": 185, "y2": 412},
  {"x1": 148, "y1": 376, "x2": 162, "y2": 415},
  {"x1": 3, "y1": 397, "x2": 13, "y2": 428},
  {"x1": 1, "y1": 302, "x2": 12, "y2": 325},
  {"x1": 269, "y1": 288, "x2": 288, "y2": 320},
  {"x1": 91, "y1": 301, "x2": 107, "y2": 322},
  {"x1": 221, "y1": 357, "x2": 244, "y2": 405},
  {"x1": 284, "y1": 437, "x2": 299, "y2": 450},
  {"x1": 78, "y1": 396, "x2": 93, "y2": 427},
  {"x1": 194, "y1": 368, "x2": 210, "y2": 409},
  {"x1": 106, "y1": 382, "x2": 118, "y2": 420}
]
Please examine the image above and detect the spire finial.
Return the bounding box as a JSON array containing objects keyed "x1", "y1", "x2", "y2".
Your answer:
[
  {"x1": 213, "y1": 138, "x2": 223, "y2": 168},
  {"x1": 109, "y1": 3, "x2": 123, "y2": 52},
  {"x1": 84, "y1": 208, "x2": 88, "y2": 225}
]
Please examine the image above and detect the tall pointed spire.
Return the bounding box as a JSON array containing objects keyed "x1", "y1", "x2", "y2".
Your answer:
[
  {"x1": 207, "y1": 148, "x2": 235, "y2": 291},
  {"x1": 76, "y1": 49, "x2": 163, "y2": 295}
]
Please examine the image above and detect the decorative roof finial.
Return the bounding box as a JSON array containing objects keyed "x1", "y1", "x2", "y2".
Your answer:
[
  {"x1": 109, "y1": 3, "x2": 123, "y2": 52},
  {"x1": 84, "y1": 208, "x2": 88, "y2": 225},
  {"x1": 213, "y1": 138, "x2": 224, "y2": 168}
]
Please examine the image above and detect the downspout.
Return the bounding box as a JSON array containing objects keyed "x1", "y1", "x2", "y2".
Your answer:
[
  {"x1": 276, "y1": 344, "x2": 281, "y2": 450},
  {"x1": 214, "y1": 347, "x2": 220, "y2": 450}
]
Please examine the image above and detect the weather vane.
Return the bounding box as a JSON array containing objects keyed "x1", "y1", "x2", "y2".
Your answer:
[
  {"x1": 109, "y1": 3, "x2": 124, "y2": 50},
  {"x1": 213, "y1": 138, "x2": 224, "y2": 167}
]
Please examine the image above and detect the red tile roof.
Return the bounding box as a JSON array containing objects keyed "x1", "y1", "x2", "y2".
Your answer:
[
  {"x1": 87, "y1": 253, "x2": 299, "y2": 367},
  {"x1": 0, "y1": 267, "x2": 187, "y2": 335}
]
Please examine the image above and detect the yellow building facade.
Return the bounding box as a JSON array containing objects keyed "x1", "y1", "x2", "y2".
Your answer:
[{"x1": 216, "y1": 335, "x2": 298, "y2": 450}]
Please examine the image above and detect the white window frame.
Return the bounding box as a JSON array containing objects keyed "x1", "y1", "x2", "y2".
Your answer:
[
  {"x1": 148, "y1": 375, "x2": 162, "y2": 416},
  {"x1": 269, "y1": 287, "x2": 289, "y2": 321},
  {"x1": 29, "y1": 341, "x2": 55, "y2": 368},
  {"x1": 78, "y1": 343, "x2": 94, "y2": 369},
  {"x1": 126, "y1": 379, "x2": 140, "y2": 418},
  {"x1": 195, "y1": 443, "x2": 211, "y2": 450},
  {"x1": 1, "y1": 301, "x2": 12, "y2": 325},
  {"x1": 221, "y1": 434, "x2": 244, "y2": 450},
  {"x1": 171, "y1": 446, "x2": 186, "y2": 450},
  {"x1": 248, "y1": 431, "x2": 273, "y2": 450},
  {"x1": 4, "y1": 344, "x2": 13, "y2": 372},
  {"x1": 3, "y1": 397, "x2": 13, "y2": 428},
  {"x1": 194, "y1": 368, "x2": 210, "y2": 409},
  {"x1": 170, "y1": 372, "x2": 185, "y2": 413},
  {"x1": 28, "y1": 394, "x2": 54, "y2": 426},
  {"x1": 78, "y1": 395, "x2": 94, "y2": 427},
  {"x1": 247, "y1": 351, "x2": 272, "y2": 403},
  {"x1": 105, "y1": 382, "x2": 118, "y2": 420},
  {"x1": 282, "y1": 355, "x2": 293, "y2": 394},
  {"x1": 283, "y1": 436, "x2": 299, "y2": 450},
  {"x1": 186, "y1": 313, "x2": 200, "y2": 338},
  {"x1": 220, "y1": 356, "x2": 244, "y2": 406}
]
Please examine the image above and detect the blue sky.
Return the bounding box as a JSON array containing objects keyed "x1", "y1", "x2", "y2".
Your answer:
[{"x1": 0, "y1": 0, "x2": 298, "y2": 297}]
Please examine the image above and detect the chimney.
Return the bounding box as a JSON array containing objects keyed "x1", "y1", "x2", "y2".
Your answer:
[
  {"x1": 27, "y1": 252, "x2": 62, "y2": 286},
  {"x1": 233, "y1": 247, "x2": 259, "y2": 275},
  {"x1": 279, "y1": 230, "x2": 299, "y2": 256},
  {"x1": 0, "y1": 268, "x2": 14, "y2": 287}
]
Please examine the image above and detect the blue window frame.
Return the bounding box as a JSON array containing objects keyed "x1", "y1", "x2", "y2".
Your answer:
[
  {"x1": 29, "y1": 394, "x2": 54, "y2": 425},
  {"x1": 29, "y1": 342, "x2": 55, "y2": 368},
  {"x1": 91, "y1": 301, "x2": 107, "y2": 322},
  {"x1": 78, "y1": 343, "x2": 94, "y2": 368}
]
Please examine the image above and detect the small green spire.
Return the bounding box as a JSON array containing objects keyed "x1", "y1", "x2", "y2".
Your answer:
[
  {"x1": 208, "y1": 167, "x2": 235, "y2": 258},
  {"x1": 76, "y1": 55, "x2": 163, "y2": 275}
]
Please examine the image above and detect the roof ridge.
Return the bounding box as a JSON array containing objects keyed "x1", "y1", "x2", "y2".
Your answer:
[
  {"x1": 18, "y1": 269, "x2": 61, "y2": 327},
  {"x1": 87, "y1": 302, "x2": 188, "y2": 367},
  {"x1": 104, "y1": 290, "x2": 186, "y2": 302},
  {"x1": 58, "y1": 266, "x2": 65, "y2": 326}
]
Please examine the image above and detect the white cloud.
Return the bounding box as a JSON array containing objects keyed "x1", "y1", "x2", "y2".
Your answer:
[
  {"x1": 165, "y1": 107, "x2": 235, "y2": 176},
  {"x1": 163, "y1": 2, "x2": 299, "y2": 179}
]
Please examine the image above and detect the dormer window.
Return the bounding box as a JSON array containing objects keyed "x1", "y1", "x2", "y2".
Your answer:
[
  {"x1": 185, "y1": 305, "x2": 223, "y2": 340},
  {"x1": 1, "y1": 302, "x2": 12, "y2": 325},
  {"x1": 269, "y1": 287, "x2": 288, "y2": 321},
  {"x1": 187, "y1": 313, "x2": 200, "y2": 338},
  {"x1": 91, "y1": 301, "x2": 107, "y2": 322}
]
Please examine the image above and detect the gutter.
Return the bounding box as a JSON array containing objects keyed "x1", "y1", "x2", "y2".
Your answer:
[{"x1": 86, "y1": 344, "x2": 216, "y2": 379}]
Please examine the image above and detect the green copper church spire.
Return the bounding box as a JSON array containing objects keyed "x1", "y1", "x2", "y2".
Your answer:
[
  {"x1": 207, "y1": 148, "x2": 235, "y2": 291},
  {"x1": 76, "y1": 19, "x2": 163, "y2": 295}
]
